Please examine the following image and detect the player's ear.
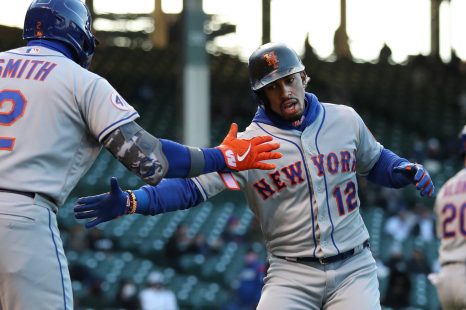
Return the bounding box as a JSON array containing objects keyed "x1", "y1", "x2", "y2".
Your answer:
[{"x1": 300, "y1": 71, "x2": 310, "y2": 88}]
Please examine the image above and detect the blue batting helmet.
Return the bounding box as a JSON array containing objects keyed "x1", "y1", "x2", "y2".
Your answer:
[
  {"x1": 23, "y1": 0, "x2": 97, "y2": 69},
  {"x1": 248, "y1": 42, "x2": 305, "y2": 91}
]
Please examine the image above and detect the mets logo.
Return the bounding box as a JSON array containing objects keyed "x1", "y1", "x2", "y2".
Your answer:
[
  {"x1": 263, "y1": 51, "x2": 279, "y2": 69},
  {"x1": 35, "y1": 21, "x2": 43, "y2": 38},
  {"x1": 110, "y1": 92, "x2": 133, "y2": 111}
]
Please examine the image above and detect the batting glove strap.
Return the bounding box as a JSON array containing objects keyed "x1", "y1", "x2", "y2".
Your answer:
[{"x1": 393, "y1": 163, "x2": 435, "y2": 197}]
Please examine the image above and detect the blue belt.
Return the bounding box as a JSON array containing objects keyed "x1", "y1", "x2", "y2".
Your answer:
[{"x1": 276, "y1": 240, "x2": 370, "y2": 265}]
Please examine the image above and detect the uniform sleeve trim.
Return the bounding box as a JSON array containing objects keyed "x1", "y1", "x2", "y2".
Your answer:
[
  {"x1": 97, "y1": 111, "x2": 139, "y2": 142},
  {"x1": 192, "y1": 177, "x2": 208, "y2": 200}
]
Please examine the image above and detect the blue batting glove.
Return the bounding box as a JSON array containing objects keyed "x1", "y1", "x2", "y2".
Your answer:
[
  {"x1": 74, "y1": 177, "x2": 129, "y2": 228},
  {"x1": 393, "y1": 163, "x2": 435, "y2": 197}
]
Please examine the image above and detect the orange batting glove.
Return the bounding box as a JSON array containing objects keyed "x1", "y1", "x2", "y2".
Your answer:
[{"x1": 216, "y1": 123, "x2": 282, "y2": 171}]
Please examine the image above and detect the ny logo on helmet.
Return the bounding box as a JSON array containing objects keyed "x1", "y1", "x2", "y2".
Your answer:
[
  {"x1": 35, "y1": 21, "x2": 43, "y2": 37},
  {"x1": 263, "y1": 52, "x2": 279, "y2": 69}
]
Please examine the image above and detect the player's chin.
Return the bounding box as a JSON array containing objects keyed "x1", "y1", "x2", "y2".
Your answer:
[
  {"x1": 280, "y1": 104, "x2": 304, "y2": 121},
  {"x1": 282, "y1": 111, "x2": 304, "y2": 122}
]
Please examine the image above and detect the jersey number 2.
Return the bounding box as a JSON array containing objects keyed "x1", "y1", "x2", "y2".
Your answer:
[{"x1": 0, "y1": 90, "x2": 27, "y2": 151}]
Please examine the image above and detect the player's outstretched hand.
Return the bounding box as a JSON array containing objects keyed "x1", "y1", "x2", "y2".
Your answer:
[
  {"x1": 74, "y1": 177, "x2": 129, "y2": 228},
  {"x1": 217, "y1": 123, "x2": 282, "y2": 171},
  {"x1": 393, "y1": 163, "x2": 435, "y2": 197}
]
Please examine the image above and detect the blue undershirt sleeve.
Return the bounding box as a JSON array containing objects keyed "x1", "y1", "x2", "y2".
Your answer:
[
  {"x1": 133, "y1": 179, "x2": 204, "y2": 215},
  {"x1": 367, "y1": 148, "x2": 411, "y2": 188},
  {"x1": 201, "y1": 147, "x2": 227, "y2": 173},
  {"x1": 160, "y1": 140, "x2": 226, "y2": 178}
]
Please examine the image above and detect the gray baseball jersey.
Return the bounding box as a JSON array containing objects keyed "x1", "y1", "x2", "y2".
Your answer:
[
  {"x1": 0, "y1": 46, "x2": 139, "y2": 206},
  {"x1": 193, "y1": 101, "x2": 382, "y2": 308},
  {"x1": 0, "y1": 45, "x2": 138, "y2": 310},
  {"x1": 433, "y1": 168, "x2": 466, "y2": 309},
  {"x1": 194, "y1": 102, "x2": 381, "y2": 257}
]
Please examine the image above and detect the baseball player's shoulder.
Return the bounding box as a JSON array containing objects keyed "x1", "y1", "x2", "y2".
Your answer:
[
  {"x1": 447, "y1": 168, "x2": 466, "y2": 184},
  {"x1": 237, "y1": 122, "x2": 266, "y2": 139},
  {"x1": 439, "y1": 169, "x2": 466, "y2": 195},
  {"x1": 0, "y1": 49, "x2": 12, "y2": 56},
  {"x1": 320, "y1": 102, "x2": 361, "y2": 126},
  {"x1": 80, "y1": 68, "x2": 106, "y2": 84},
  {"x1": 320, "y1": 101, "x2": 358, "y2": 115},
  {"x1": 63, "y1": 61, "x2": 111, "y2": 91},
  {"x1": 1, "y1": 46, "x2": 29, "y2": 55},
  {"x1": 435, "y1": 169, "x2": 463, "y2": 201}
]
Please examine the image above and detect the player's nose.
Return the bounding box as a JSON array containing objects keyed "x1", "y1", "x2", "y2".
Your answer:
[{"x1": 276, "y1": 83, "x2": 292, "y2": 99}]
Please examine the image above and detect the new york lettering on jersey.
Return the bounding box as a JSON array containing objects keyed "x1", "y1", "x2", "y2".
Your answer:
[
  {"x1": 253, "y1": 161, "x2": 305, "y2": 200},
  {"x1": 310, "y1": 151, "x2": 357, "y2": 176},
  {"x1": 252, "y1": 149, "x2": 357, "y2": 201}
]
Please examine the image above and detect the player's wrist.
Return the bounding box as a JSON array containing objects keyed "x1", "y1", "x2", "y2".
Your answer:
[
  {"x1": 133, "y1": 188, "x2": 150, "y2": 215},
  {"x1": 201, "y1": 147, "x2": 227, "y2": 173},
  {"x1": 124, "y1": 190, "x2": 137, "y2": 214}
]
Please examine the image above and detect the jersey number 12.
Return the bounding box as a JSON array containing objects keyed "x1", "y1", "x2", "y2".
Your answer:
[{"x1": 333, "y1": 181, "x2": 358, "y2": 216}]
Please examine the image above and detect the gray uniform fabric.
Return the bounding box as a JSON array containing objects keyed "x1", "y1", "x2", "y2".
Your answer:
[
  {"x1": 0, "y1": 46, "x2": 139, "y2": 206},
  {"x1": 192, "y1": 102, "x2": 382, "y2": 308},
  {"x1": 258, "y1": 248, "x2": 379, "y2": 310},
  {"x1": 0, "y1": 46, "x2": 139, "y2": 309},
  {"x1": 0, "y1": 193, "x2": 70, "y2": 310},
  {"x1": 433, "y1": 168, "x2": 466, "y2": 310}
]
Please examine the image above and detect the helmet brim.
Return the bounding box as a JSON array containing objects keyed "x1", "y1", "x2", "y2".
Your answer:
[{"x1": 251, "y1": 65, "x2": 305, "y2": 91}]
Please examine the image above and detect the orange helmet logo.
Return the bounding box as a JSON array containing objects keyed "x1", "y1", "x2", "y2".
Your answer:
[
  {"x1": 35, "y1": 21, "x2": 43, "y2": 37},
  {"x1": 263, "y1": 51, "x2": 279, "y2": 69}
]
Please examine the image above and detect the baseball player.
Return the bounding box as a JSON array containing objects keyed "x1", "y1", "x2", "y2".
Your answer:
[
  {"x1": 431, "y1": 125, "x2": 466, "y2": 310},
  {"x1": 75, "y1": 43, "x2": 435, "y2": 309},
  {"x1": 0, "y1": 1, "x2": 280, "y2": 309}
]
